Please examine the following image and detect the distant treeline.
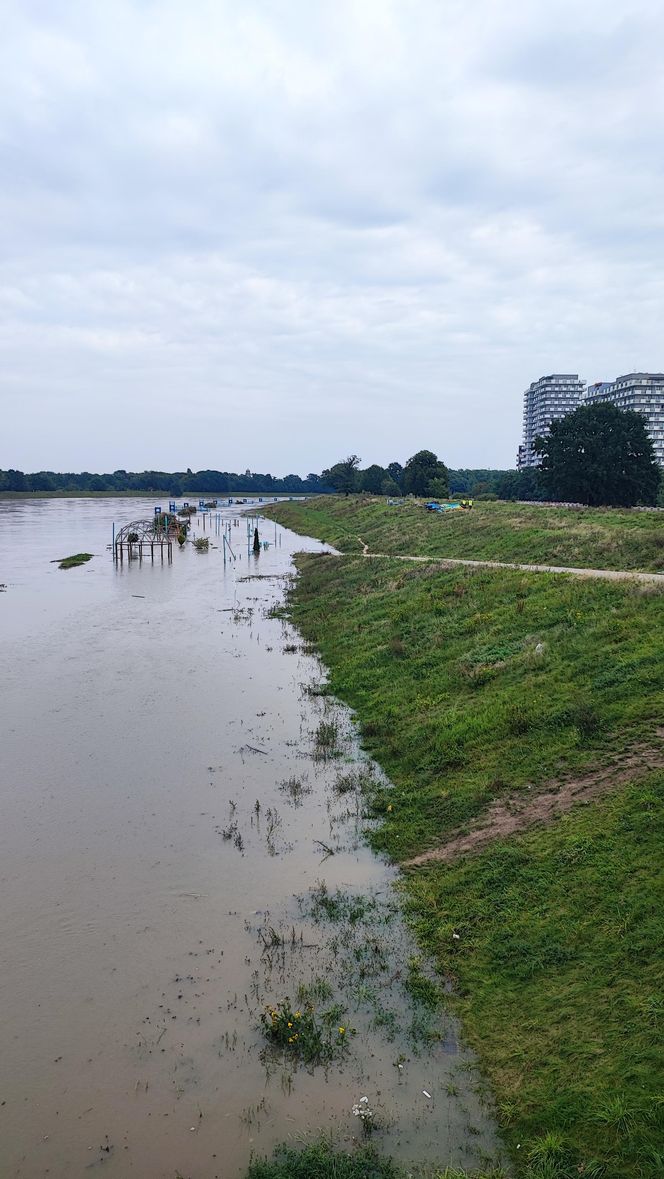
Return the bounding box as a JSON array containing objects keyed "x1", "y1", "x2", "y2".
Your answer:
[
  {"x1": 448, "y1": 468, "x2": 545, "y2": 500},
  {"x1": 0, "y1": 465, "x2": 545, "y2": 500},
  {"x1": 327, "y1": 456, "x2": 546, "y2": 500},
  {"x1": 0, "y1": 468, "x2": 328, "y2": 495}
]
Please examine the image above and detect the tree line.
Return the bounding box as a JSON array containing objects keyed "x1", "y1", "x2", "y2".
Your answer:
[
  {"x1": 323, "y1": 407, "x2": 661, "y2": 506},
  {"x1": 2, "y1": 406, "x2": 660, "y2": 505},
  {"x1": 322, "y1": 451, "x2": 451, "y2": 497},
  {"x1": 322, "y1": 453, "x2": 565, "y2": 500},
  {"x1": 0, "y1": 468, "x2": 328, "y2": 496},
  {"x1": 0, "y1": 456, "x2": 528, "y2": 499}
]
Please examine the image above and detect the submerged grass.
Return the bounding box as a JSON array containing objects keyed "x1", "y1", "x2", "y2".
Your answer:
[
  {"x1": 276, "y1": 547, "x2": 664, "y2": 1178},
  {"x1": 279, "y1": 775, "x2": 311, "y2": 805},
  {"x1": 262, "y1": 496, "x2": 664, "y2": 572},
  {"x1": 260, "y1": 997, "x2": 350, "y2": 1065},
  {"x1": 54, "y1": 552, "x2": 93, "y2": 569},
  {"x1": 312, "y1": 718, "x2": 341, "y2": 761},
  {"x1": 305, "y1": 881, "x2": 390, "y2": 926},
  {"x1": 245, "y1": 1139, "x2": 507, "y2": 1178}
]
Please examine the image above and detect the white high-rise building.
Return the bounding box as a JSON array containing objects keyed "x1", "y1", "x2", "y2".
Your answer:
[
  {"x1": 585, "y1": 374, "x2": 664, "y2": 467},
  {"x1": 517, "y1": 374, "x2": 586, "y2": 468}
]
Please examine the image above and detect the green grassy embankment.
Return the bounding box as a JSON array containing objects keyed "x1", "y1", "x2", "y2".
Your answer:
[
  {"x1": 262, "y1": 496, "x2": 664, "y2": 572},
  {"x1": 268, "y1": 529, "x2": 663, "y2": 1177},
  {"x1": 286, "y1": 557, "x2": 663, "y2": 860}
]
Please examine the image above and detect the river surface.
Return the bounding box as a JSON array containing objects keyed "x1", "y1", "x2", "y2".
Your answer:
[{"x1": 0, "y1": 497, "x2": 502, "y2": 1178}]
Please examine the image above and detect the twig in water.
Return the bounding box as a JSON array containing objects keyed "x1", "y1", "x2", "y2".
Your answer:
[{"x1": 314, "y1": 839, "x2": 335, "y2": 861}]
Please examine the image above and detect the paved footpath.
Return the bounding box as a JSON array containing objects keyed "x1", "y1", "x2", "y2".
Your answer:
[{"x1": 356, "y1": 539, "x2": 664, "y2": 583}]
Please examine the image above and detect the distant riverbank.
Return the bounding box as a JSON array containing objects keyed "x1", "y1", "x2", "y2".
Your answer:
[{"x1": 0, "y1": 489, "x2": 304, "y2": 500}]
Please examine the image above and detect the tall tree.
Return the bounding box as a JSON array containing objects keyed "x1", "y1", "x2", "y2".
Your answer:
[
  {"x1": 403, "y1": 450, "x2": 449, "y2": 498},
  {"x1": 535, "y1": 403, "x2": 660, "y2": 506},
  {"x1": 387, "y1": 461, "x2": 404, "y2": 490},
  {"x1": 358, "y1": 464, "x2": 387, "y2": 493},
  {"x1": 321, "y1": 455, "x2": 361, "y2": 494},
  {"x1": 494, "y1": 468, "x2": 546, "y2": 501},
  {"x1": 381, "y1": 477, "x2": 401, "y2": 496}
]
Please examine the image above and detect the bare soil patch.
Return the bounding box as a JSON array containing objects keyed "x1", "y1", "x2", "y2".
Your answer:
[{"x1": 403, "y1": 729, "x2": 664, "y2": 868}]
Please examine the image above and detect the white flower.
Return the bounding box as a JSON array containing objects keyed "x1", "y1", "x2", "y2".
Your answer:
[{"x1": 352, "y1": 1096, "x2": 373, "y2": 1121}]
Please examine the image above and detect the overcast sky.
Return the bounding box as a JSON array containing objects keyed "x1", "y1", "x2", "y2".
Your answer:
[{"x1": 2, "y1": 1, "x2": 664, "y2": 474}]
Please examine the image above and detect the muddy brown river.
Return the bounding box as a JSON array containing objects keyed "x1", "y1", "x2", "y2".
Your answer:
[{"x1": 0, "y1": 497, "x2": 502, "y2": 1178}]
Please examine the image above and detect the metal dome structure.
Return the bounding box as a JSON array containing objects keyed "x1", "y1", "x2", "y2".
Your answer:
[{"x1": 113, "y1": 513, "x2": 181, "y2": 563}]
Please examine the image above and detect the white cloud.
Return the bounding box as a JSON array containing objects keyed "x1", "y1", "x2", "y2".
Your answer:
[{"x1": 2, "y1": 0, "x2": 664, "y2": 472}]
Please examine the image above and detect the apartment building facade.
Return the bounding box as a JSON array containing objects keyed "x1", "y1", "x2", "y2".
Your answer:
[
  {"x1": 517, "y1": 374, "x2": 585, "y2": 469},
  {"x1": 518, "y1": 371, "x2": 664, "y2": 468},
  {"x1": 585, "y1": 373, "x2": 664, "y2": 467}
]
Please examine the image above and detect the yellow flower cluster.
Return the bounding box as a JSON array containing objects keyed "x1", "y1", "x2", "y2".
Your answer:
[{"x1": 267, "y1": 1005, "x2": 305, "y2": 1046}]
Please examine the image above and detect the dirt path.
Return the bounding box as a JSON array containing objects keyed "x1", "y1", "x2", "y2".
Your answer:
[
  {"x1": 402, "y1": 731, "x2": 664, "y2": 868},
  {"x1": 355, "y1": 537, "x2": 664, "y2": 583}
]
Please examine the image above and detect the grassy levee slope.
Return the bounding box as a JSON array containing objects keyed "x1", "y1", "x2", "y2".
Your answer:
[
  {"x1": 262, "y1": 497, "x2": 664, "y2": 571},
  {"x1": 279, "y1": 551, "x2": 664, "y2": 1178}
]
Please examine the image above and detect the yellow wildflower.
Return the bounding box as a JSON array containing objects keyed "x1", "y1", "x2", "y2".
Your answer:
[{"x1": 338, "y1": 1027, "x2": 345, "y2": 1035}]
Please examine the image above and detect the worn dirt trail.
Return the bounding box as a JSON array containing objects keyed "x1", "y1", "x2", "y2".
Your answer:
[
  {"x1": 402, "y1": 730, "x2": 664, "y2": 868},
  {"x1": 348, "y1": 538, "x2": 663, "y2": 862},
  {"x1": 356, "y1": 537, "x2": 664, "y2": 583}
]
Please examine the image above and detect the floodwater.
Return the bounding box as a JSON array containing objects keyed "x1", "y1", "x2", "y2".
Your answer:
[{"x1": 0, "y1": 498, "x2": 503, "y2": 1179}]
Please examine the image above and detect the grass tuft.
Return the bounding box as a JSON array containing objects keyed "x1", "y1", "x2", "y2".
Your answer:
[
  {"x1": 312, "y1": 719, "x2": 341, "y2": 760},
  {"x1": 245, "y1": 1139, "x2": 506, "y2": 1178},
  {"x1": 54, "y1": 552, "x2": 93, "y2": 569},
  {"x1": 260, "y1": 998, "x2": 351, "y2": 1065}
]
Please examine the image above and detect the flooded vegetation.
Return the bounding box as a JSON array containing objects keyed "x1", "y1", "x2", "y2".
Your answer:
[
  {"x1": 0, "y1": 497, "x2": 502, "y2": 1178},
  {"x1": 53, "y1": 551, "x2": 94, "y2": 569}
]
